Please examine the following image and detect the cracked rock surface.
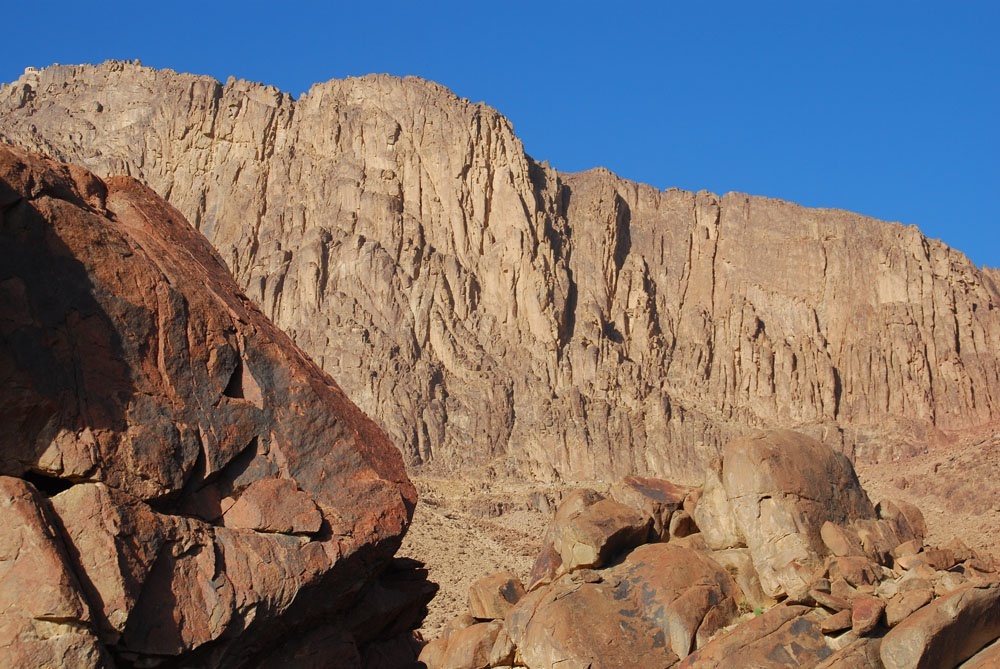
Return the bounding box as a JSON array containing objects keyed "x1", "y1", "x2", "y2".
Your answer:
[
  {"x1": 3, "y1": 62, "x2": 1000, "y2": 484},
  {"x1": 0, "y1": 145, "x2": 432, "y2": 667}
]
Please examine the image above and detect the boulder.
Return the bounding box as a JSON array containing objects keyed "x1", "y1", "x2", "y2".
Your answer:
[
  {"x1": 526, "y1": 489, "x2": 604, "y2": 589},
  {"x1": 221, "y1": 478, "x2": 323, "y2": 534},
  {"x1": 962, "y1": 638, "x2": 1000, "y2": 669},
  {"x1": 0, "y1": 145, "x2": 426, "y2": 665},
  {"x1": 679, "y1": 604, "x2": 833, "y2": 668},
  {"x1": 610, "y1": 475, "x2": 687, "y2": 540},
  {"x1": 850, "y1": 595, "x2": 885, "y2": 636},
  {"x1": 885, "y1": 589, "x2": 933, "y2": 627},
  {"x1": 880, "y1": 583, "x2": 1000, "y2": 669},
  {"x1": 547, "y1": 498, "x2": 651, "y2": 575},
  {"x1": 0, "y1": 477, "x2": 109, "y2": 668},
  {"x1": 439, "y1": 621, "x2": 502, "y2": 669},
  {"x1": 692, "y1": 460, "x2": 742, "y2": 550},
  {"x1": 611, "y1": 543, "x2": 742, "y2": 658},
  {"x1": 720, "y1": 430, "x2": 876, "y2": 597},
  {"x1": 505, "y1": 580, "x2": 678, "y2": 669},
  {"x1": 821, "y1": 521, "x2": 866, "y2": 558},
  {"x1": 815, "y1": 637, "x2": 883, "y2": 669},
  {"x1": 468, "y1": 571, "x2": 526, "y2": 620}
]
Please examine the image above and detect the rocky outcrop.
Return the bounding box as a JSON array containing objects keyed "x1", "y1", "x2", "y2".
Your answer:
[
  {"x1": 3, "y1": 62, "x2": 1000, "y2": 484},
  {"x1": 0, "y1": 145, "x2": 431, "y2": 666},
  {"x1": 423, "y1": 430, "x2": 1000, "y2": 668}
]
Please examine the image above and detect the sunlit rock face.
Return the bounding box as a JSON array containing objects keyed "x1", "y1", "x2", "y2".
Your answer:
[{"x1": 3, "y1": 61, "x2": 1000, "y2": 483}]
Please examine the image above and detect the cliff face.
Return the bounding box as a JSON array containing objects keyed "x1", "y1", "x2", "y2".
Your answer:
[{"x1": 3, "y1": 62, "x2": 998, "y2": 483}]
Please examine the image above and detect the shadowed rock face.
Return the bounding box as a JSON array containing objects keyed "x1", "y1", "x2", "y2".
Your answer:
[
  {"x1": 3, "y1": 62, "x2": 1000, "y2": 482},
  {"x1": 0, "y1": 145, "x2": 430, "y2": 667}
]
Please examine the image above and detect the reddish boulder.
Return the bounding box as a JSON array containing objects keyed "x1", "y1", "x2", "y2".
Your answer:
[
  {"x1": 439, "y1": 621, "x2": 501, "y2": 669},
  {"x1": 222, "y1": 478, "x2": 323, "y2": 534},
  {"x1": 0, "y1": 145, "x2": 426, "y2": 665},
  {"x1": 505, "y1": 580, "x2": 679, "y2": 668},
  {"x1": 529, "y1": 492, "x2": 651, "y2": 587},
  {"x1": 0, "y1": 477, "x2": 109, "y2": 668},
  {"x1": 880, "y1": 583, "x2": 1000, "y2": 669},
  {"x1": 850, "y1": 595, "x2": 885, "y2": 636},
  {"x1": 679, "y1": 604, "x2": 833, "y2": 668},
  {"x1": 610, "y1": 475, "x2": 687, "y2": 540}
]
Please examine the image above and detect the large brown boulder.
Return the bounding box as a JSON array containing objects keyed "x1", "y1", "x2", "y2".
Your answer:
[
  {"x1": 0, "y1": 145, "x2": 428, "y2": 665},
  {"x1": 696, "y1": 430, "x2": 876, "y2": 597},
  {"x1": 678, "y1": 604, "x2": 833, "y2": 668},
  {"x1": 880, "y1": 583, "x2": 1000, "y2": 669},
  {"x1": 505, "y1": 580, "x2": 679, "y2": 668},
  {"x1": 501, "y1": 543, "x2": 742, "y2": 667}
]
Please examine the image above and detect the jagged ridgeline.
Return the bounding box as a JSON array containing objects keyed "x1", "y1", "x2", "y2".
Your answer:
[{"x1": 3, "y1": 61, "x2": 999, "y2": 482}]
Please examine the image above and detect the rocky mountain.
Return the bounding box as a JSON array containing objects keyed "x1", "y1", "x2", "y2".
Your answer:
[
  {"x1": 3, "y1": 61, "x2": 999, "y2": 483},
  {"x1": 0, "y1": 144, "x2": 431, "y2": 667}
]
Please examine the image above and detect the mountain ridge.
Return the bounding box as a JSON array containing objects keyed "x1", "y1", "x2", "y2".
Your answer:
[{"x1": 3, "y1": 60, "x2": 998, "y2": 484}]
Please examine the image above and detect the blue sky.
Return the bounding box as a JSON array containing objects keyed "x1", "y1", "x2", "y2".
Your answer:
[{"x1": 3, "y1": 1, "x2": 997, "y2": 267}]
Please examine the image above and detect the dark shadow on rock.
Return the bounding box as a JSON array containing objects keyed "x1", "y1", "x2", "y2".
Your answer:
[{"x1": 0, "y1": 178, "x2": 135, "y2": 484}]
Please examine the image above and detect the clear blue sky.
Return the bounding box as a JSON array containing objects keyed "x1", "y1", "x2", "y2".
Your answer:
[{"x1": 3, "y1": 1, "x2": 997, "y2": 267}]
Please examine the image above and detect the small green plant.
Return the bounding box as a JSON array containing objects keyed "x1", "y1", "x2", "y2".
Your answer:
[{"x1": 753, "y1": 606, "x2": 764, "y2": 617}]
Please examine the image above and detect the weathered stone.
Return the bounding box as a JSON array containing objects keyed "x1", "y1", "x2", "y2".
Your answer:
[
  {"x1": 467, "y1": 571, "x2": 525, "y2": 621},
  {"x1": 441, "y1": 613, "x2": 478, "y2": 641},
  {"x1": 821, "y1": 521, "x2": 866, "y2": 557},
  {"x1": 821, "y1": 608, "x2": 853, "y2": 634},
  {"x1": 418, "y1": 639, "x2": 448, "y2": 668},
  {"x1": 962, "y1": 637, "x2": 1000, "y2": 669},
  {"x1": 488, "y1": 625, "x2": 516, "y2": 667},
  {"x1": 610, "y1": 475, "x2": 687, "y2": 540},
  {"x1": 710, "y1": 548, "x2": 775, "y2": 611},
  {"x1": 829, "y1": 556, "x2": 881, "y2": 588},
  {"x1": 611, "y1": 543, "x2": 742, "y2": 658},
  {"x1": 548, "y1": 498, "x2": 651, "y2": 573},
  {"x1": 222, "y1": 478, "x2": 323, "y2": 534},
  {"x1": 668, "y1": 509, "x2": 698, "y2": 539},
  {"x1": 830, "y1": 577, "x2": 862, "y2": 602},
  {"x1": 893, "y1": 538, "x2": 923, "y2": 558},
  {"x1": 0, "y1": 145, "x2": 423, "y2": 665},
  {"x1": 526, "y1": 489, "x2": 603, "y2": 589},
  {"x1": 885, "y1": 588, "x2": 933, "y2": 627},
  {"x1": 0, "y1": 477, "x2": 109, "y2": 668},
  {"x1": 49, "y1": 483, "x2": 166, "y2": 640},
  {"x1": 505, "y1": 580, "x2": 678, "y2": 669},
  {"x1": 851, "y1": 595, "x2": 885, "y2": 636},
  {"x1": 721, "y1": 430, "x2": 876, "y2": 598},
  {"x1": 439, "y1": 621, "x2": 501, "y2": 669},
  {"x1": 880, "y1": 583, "x2": 1000, "y2": 669},
  {"x1": 815, "y1": 636, "x2": 883, "y2": 669},
  {"x1": 811, "y1": 589, "x2": 852, "y2": 612},
  {"x1": 693, "y1": 460, "x2": 742, "y2": 551},
  {"x1": 679, "y1": 605, "x2": 833, "y2": 668}
]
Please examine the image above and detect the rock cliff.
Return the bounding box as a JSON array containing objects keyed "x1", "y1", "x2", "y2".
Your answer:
[
  {"x1": 3, "y1": 61, "x2": 999, "y2": 483},
  {"x1": 0, "y1": 144, "x2": 431, "y2": 667}
]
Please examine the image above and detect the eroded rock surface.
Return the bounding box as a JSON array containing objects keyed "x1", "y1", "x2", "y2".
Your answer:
[
  {"x1": 3, "y1": 62, "x2": 1000, "y2": 484},
  {"x1": 424, "y1": 431, "x2": 1000, "y2": 668},
  {"x1": 0, "y1": 145, "x2": 430, "y2": 666}
]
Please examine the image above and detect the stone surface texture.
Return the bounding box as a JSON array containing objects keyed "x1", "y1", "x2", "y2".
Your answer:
[
  {"x1": 0, "y1": 145, "x2": 428, "y2": 666},
  {"x1": 423, "y1": 432, "x2": 1000, "y2": 668},
  {"x1": 3, "y1": 62, "x2": 1000, "y2": 484}
]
